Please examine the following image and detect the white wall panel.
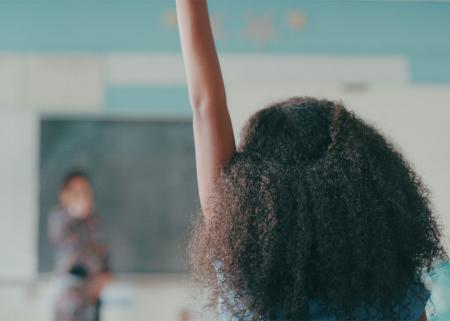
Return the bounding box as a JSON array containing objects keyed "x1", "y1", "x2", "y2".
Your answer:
[
  {"x1": 0, "y1": 55, "x2": 24, "y2": 108},
  {"x1": 106, "y1": 54, "x2": 186, "y2": 85},
  {"x1": 24, "y1": 55, "x2": 103, "y2": 111},
  {"x1": 0, "y1": 111, "x2": 38, "y2": 280},
  {"x1": 105, "y1": 54, "x2": 409, "y2": 87}
]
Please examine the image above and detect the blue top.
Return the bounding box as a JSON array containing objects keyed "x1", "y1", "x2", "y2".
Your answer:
[{"x1": 214, "y1": 261, "x2": 430, "y2": 321}]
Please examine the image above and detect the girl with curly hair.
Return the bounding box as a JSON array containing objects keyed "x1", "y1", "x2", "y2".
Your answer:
[{"x1": 176, "y1": 1, "x2": 447, "y2": 320}]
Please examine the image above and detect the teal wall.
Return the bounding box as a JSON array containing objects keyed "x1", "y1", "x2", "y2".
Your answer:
[{"x1": 0, "y1": 0, "x2": 449, "y2": 83}]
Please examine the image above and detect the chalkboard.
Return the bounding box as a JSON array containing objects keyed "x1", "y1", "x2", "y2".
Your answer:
[{"x1": 38, "y1": 118, "x2": 199, "y2": 274}]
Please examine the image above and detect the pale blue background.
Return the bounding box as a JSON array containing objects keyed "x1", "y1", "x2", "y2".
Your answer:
[{"x1": 0, "y1": 0, "x2": 450, "y2": 113}]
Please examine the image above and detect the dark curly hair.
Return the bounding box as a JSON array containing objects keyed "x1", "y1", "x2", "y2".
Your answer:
[{"x1": 189, "y1": 97, "x2": 447, "y2": 321}]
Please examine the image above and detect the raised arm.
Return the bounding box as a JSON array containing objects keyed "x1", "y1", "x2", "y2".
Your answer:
[
  {"x1": 176, "y1": 0, "x2": 236, "y2": 218},
  {"x1": 419, "y1": 311, "x2": 427, "y2": 321}
]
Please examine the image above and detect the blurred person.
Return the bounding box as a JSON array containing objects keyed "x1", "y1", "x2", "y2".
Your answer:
[
  {"x1": 48, "y1": 170, "x2": 111, "y2": 321},
  {"x1": 176, "y1": 1, "x2": 447, "y2": 321},
  {"x1": 179, "y1": 308, "x2": 193, "y2": 321}
]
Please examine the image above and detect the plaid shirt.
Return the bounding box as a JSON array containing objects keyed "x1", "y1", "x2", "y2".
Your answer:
[{"x1": 48, "y1": 206, "x2": 110, "y2": 321}]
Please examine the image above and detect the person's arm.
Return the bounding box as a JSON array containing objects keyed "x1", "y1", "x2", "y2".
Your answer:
[
  {"x1": 88, "y1": 272, "x2": 112, "y2": 303},
  {"x1": 418, "y1": 311, "x2": 427, "y2": 321},
  {"x1": 176, "y1": 0, "x2": 236, "y2": 218},
  {"x1": 48, "y1": 209, "x2": 67, "y2": 245}
]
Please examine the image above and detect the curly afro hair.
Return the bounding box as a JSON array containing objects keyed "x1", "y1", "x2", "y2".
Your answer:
[{"x1": 189, "y1": 97, "x2": 447, "y2": 321}]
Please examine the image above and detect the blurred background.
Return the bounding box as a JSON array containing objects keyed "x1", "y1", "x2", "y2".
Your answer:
[{"x1": 0, "y1": 1, "x2": 449, "y2": 321}]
